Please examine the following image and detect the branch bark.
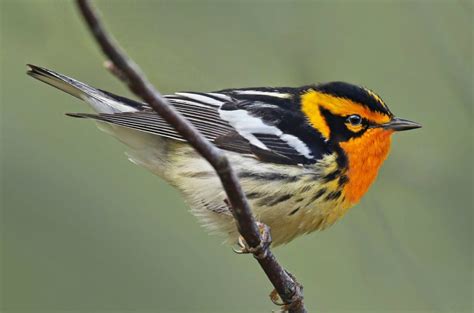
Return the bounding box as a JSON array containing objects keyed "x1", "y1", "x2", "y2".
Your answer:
[{"x1": 75, "y1": 1, "x2": 306, "y2": 311}]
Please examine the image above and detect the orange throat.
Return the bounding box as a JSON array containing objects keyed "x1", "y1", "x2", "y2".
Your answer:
[{"x1": 339, "y1": 128, "x2": 392, "y2": 204}]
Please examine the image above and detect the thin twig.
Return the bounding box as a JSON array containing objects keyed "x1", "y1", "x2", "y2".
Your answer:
[{"x1": 75, "y1": 1, "x2": 306, "y2": 311}]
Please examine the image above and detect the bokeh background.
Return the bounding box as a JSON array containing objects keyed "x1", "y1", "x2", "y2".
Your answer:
[{"x1": 1, "y1": 1, "x2": 472, "y2": 312}]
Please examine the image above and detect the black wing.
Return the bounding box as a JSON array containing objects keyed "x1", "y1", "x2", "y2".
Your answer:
[{"x1": 70, "y1": 88, "x2": 329, "y2": 165}]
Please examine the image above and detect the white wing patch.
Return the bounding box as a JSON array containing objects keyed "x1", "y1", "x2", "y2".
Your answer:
[
  {"x1": 233, "y1": 90, "x2": 292, "y2": 99},
  {"x1": 219, "y1": 109, "x2": 273, "y2": 150},
  {"x1": 174, "y1": 92, "x2": 225, "y2": 106},
  {"x1": 280, "y1": 134, "x2": 313, "y2": 158},
  {"x1": 207, "y1": 92, "x2": 232, "y2": 102},
  {"x1": 219, "y1": 109, "x2": 313, "y2": 158},
  {"x1": 164, "y1": 98, "x2": 212, "y2": 108}
]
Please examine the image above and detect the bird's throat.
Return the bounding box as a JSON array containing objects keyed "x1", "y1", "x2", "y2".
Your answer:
[{"x1": 339, "y1": 128, "x2": 392, "y2": 204}]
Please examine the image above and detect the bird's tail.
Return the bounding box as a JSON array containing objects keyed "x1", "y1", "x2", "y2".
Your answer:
[{"x1": 27, "y1": 64, "x2": 146, "y2": 114}]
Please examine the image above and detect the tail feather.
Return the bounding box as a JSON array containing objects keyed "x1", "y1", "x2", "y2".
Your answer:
[{"x1": 27, "y1": 64, "x2": 146, "y2": 113}]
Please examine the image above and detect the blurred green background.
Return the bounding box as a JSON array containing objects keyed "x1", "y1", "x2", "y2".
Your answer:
[{"x1": 1, "y1": 1, "x2": 472, "y2": 312}]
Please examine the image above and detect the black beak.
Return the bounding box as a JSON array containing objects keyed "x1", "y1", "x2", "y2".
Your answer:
[{"x1": 381, "y1": 117, "x2": 422, "y2": 131}]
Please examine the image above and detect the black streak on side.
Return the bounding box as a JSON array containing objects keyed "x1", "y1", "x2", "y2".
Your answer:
[
  {"x1": 339, "y1": 175, "x2": 349, "y2": 186},
  {"x1": 246, "y1": 192, "x2": 262, "y2": 199},
  {"x1": 325, "y1": 190, "x2": 342, "y2": 201},
  {"x1": 322, "y1": 168, "x2": 342, "y2": 183},
  {"x1": 238, "y1": 171, "x2": 299, "y2": 182},
  {"x1": 258, "y1": 194, "x2": 292, "y2": 207},
  {"x1": 183, "y1": 171, "x2": 214, "y2": 178},
  {"x1": 269, "y1": 194, "x2": 292, "y2": 206},
  {"x1": 289, "y1": 207, "x2": 300, "y2": 216},
  {"x1": 311, "y1": 188, "x2": 326, "y2": 202}
]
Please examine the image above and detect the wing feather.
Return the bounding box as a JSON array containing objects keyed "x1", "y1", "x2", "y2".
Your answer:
[
  {"x1": 74, "y1": 110, "x2": 229, "y2": 141},
  {"x1": 69, "y1": 89, "x2": 320, "y2": 165}
]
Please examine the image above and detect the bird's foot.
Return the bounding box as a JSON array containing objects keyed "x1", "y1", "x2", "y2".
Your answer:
[
  {"x1": 269, "y1": 270, "x2": 304, "y2": 312},
  {"x1": 233, "y1": 221, "x2": 272, "y2": 259}
]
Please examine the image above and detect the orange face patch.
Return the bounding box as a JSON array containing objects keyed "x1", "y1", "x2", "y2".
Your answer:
[
  {"x1": 339, "y1": 128, "x2": 393, "y2": 204},
  {"x1": 301, "y1": 90, "x2": 391, "y2": 139}
]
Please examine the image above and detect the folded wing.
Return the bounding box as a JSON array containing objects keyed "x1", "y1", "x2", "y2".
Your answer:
[{"x1": 70, "y1": 90, "x2": 319, "y2": 165}]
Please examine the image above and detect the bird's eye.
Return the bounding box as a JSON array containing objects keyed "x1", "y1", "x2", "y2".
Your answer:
[{"x1": 347, "y1": 114, "x2": 362, "y2": 126}]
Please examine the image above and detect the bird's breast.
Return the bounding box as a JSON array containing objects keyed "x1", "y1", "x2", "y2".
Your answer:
[{"x1": 339, "y1": 128, "x2": 392, "y2": 204}]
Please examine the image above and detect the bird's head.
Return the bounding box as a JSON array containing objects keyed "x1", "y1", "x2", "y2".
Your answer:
[
  {"x1": 301, "y1": 82, "x2": 421, "y2": 143},
  {"x1": 300, "y1": 82, "x2": 421, "y2": 204}
]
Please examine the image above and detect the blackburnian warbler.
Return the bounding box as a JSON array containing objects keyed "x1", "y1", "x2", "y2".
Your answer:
[{"x1": 27, "y1": 64, "x2": 421, "y2": 246}]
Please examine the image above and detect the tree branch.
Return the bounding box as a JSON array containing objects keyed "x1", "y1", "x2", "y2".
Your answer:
[{"x1": 75, "y1": 1, "x2": 306, "y2": 311}]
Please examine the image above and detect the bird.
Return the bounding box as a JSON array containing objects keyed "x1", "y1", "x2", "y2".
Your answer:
[{"x1": 27, "y1": 64, "x2": 421, "y2": 246}]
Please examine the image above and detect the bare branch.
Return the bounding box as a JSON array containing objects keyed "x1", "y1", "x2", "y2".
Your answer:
[{"x1": 75, "y1": 1, "x2": 306, "y2": 311}]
